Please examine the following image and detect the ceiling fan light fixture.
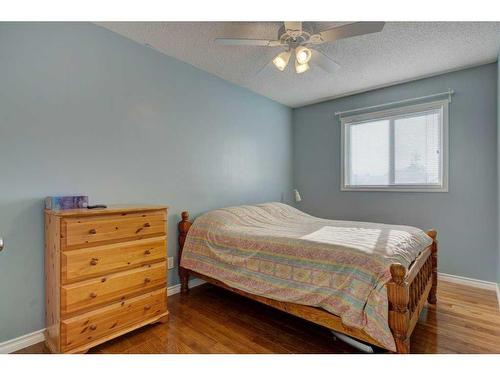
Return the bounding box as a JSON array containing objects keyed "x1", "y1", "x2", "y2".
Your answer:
[
  {"x1": 295, "y1": 46, "x2": 312, "y2": 64},
  {"x1": 272, "y1": 50, "x2": 291, "y2": 71},
  {"x1": 295, "y1": 59, "x2": 310, "y2": 74}
]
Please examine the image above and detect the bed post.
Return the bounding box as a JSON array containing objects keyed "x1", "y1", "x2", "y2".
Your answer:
[
  {"x1": 387, "y1": 263, "x2": 410, "y2": 354},
  {"x1": 427, "y1": 230, "x2": 438, "y2": 304},
  {"x1": 178, "y1": 211, "x2": 192, "y2": 294}
]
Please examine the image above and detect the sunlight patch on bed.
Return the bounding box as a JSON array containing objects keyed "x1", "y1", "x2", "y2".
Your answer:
[{"x1": 300, "y1": 226, "x2": 386, "y2": 254}]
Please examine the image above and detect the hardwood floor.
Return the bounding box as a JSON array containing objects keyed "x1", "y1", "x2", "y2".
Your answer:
[{"x1": 16, "y1": 280, "x2": 500, "y2": 354}]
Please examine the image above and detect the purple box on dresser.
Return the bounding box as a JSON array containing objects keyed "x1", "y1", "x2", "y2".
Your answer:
[{"x1": 45, "y1": 196, "x2": 88, "y2": 210}]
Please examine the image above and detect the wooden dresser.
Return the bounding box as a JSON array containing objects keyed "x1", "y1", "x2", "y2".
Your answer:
[{"x1": 44, "y1": 205, "x2": 168, "y2": 353}]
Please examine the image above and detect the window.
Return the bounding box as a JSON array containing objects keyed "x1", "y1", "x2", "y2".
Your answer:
[{"x1": 341, "y1": 100, "x2": 448, "y2": 192}]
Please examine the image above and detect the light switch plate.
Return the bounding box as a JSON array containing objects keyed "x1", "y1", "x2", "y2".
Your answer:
[{"x1": 167, "y1": 257, "x2": 174, "y2": 269}]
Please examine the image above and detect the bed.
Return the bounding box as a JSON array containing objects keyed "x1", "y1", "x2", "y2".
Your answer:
[{"x1": 177, "y1": 202, "x2": 437, "y2": 353}]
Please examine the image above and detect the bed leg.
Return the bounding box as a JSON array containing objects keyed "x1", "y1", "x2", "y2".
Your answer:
[
  {"x1": 180, "y1": 267, "x2": 189, "y2": 294},
  {"x1": 427, "y1": 230, "x2": 438, "y2": 304},
  {"x1": 394, "y1": 336, "x2": 410, "y2": 354}
]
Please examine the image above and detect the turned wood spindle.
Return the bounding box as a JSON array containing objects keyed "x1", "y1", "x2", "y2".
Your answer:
[
  {"x1": 426, "y1": 230, "x2": 438, "y2": 304},
  {"x1": 388, "y1": 263, "x2": 410, "y2": 353},
  {"x1": 178, "y1": 211, "x2": 192, "y2": 294}
]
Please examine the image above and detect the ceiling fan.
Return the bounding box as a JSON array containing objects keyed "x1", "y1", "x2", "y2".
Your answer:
[{"x1": 215, "y1": 21, "x2": 385, "y2": 74}]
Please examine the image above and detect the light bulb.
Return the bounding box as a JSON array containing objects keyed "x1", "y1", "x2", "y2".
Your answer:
[
  {"x1": 272, "y1": 51, "x2": 291, "y2": 71},
  {"x1": 295, "y1": 59, "x2": 310, "y2": 74},
  {"x1": 295, "y1": 46, "x2": 312, "y2": 64}
]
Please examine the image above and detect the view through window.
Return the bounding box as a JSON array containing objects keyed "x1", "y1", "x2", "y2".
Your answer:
[{"x1": 341, "y1": 100, "x2": 448, "y2": 191}]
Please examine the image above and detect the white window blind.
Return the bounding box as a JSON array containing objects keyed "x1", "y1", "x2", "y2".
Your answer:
[{"x1": 341, "y1": 100, "x2": 448, "y2": 192}]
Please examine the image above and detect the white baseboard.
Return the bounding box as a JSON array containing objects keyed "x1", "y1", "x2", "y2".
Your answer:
[
  {"x1": 0, "y1": 329, "x2": 46, "y2": 354},
  {"x1": 497, "y1": 284, "x2": 500, "y2": 311},
  {"x1": 167, "y1": 277, "x2": 206, "y2": 296},
  {"x1": 438, "y1": 272, "x2": 498, "y2": 290},
  {"x1": 0, "y1": 278, "x2": 206, "y2": 354}
]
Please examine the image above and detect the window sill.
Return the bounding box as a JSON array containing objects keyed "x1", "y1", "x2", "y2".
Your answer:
[{"x1": 341, "y1": 186, "x2": 448, "y2": 192}]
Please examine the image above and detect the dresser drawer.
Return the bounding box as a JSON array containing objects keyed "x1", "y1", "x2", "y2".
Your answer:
[
  {"x1": 61, "y1": 262, "x2": 166, "y2": 316},
  {"x1": 62, "y1": 237, "x2": 166, "y2": 283},
  {"x1": 61, "y1": 210, "x2": 166, "y2": 249},
  {"x1": 61, "y1": 289, "x2": 166, "y2": 351}
]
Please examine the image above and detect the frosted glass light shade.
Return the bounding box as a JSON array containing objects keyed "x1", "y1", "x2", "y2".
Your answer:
[
  {"x1": 295, "y1": 59, "x2": 310, "y2": 74},
  {"x1": 295, "y1": 46, "x2": 312, "y2": 64},
  {"x1": 272, "y1": 51, "x2": 291, "y2": 71},
  {"x1": 293, "y1": 189, "x2": 302, "y2": 202}
]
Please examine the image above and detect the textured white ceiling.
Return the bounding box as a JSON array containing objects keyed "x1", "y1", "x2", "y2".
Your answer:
[{"x1": 97, "y1": 22, "x2": 500, "y2": 108}]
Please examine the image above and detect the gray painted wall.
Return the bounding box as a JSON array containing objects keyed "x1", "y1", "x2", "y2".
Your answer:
[
  {"x1": 498, "y1": 55, "x2": 500, "y2": 285},
  {"x1": 293, "y1": 63, "x2": 498, "y2": 282},
  {"x1": 0, "y1": 23, "x2": 293, "y2": 342}
]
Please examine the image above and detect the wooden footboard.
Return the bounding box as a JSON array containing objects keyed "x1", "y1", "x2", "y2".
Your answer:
[
  {"x1": 387, "y1": 230, "x2": 437, "y2": 353},
  {"x1": 178, "y1": 211, "x2": 437, "y2": 353}
]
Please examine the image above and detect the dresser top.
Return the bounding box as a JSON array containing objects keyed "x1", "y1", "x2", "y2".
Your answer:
[{"x1": 45, "y1": 205, "x2": 168, "y2": 217}]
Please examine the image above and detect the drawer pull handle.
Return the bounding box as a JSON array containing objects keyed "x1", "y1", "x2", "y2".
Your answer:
[
  {"x1": 144, "y1": 223, "x2": 151, "y2": 228},
  {"x1": 90, "y1": 292, "x2": 97, "y2": 298},
  {"x1": 144, "y1": 249, "x2": 151, "y2": 255},
  {"x1": 88, "y1": 229, "x2": 97, "y2": 235},
  {"x1": 144, "y1": 277, "x2": 151, "y2": 283},
  {"x1": 144, "y1": 305, "x2": 151, "y2": 311},
  {"x1": 90, "y1": 258, "x2": 98, "y2": 266},
  {"x1": 89, "y1": 324, "x2": 97, "y2": 331}
]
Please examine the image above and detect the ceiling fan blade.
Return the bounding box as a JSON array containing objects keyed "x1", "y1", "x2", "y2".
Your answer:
[
  {"x1": 284, "y1": 21, "x2": 302, "y2": 32},
  {"x1": 254, "y1": 58, "x2": 276, "y2": 77},
  {"x1": 214, "y1": 38, "x2": 282, "y2": 47},
  {"x1": 311, "y1": 48, "x2": 341, "y2": 73},
  {"x1": 314, "y1": 22, "x2": 385, "y2": 44}
]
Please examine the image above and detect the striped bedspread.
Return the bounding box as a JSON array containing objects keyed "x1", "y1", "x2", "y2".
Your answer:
[{"x1": 180, "y1": 202, "x2": 432, "y2": 350}]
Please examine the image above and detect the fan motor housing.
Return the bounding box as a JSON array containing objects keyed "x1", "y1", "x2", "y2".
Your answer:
[{"x1": 277, "y1": 23, "x2": 317, "y2": 47}]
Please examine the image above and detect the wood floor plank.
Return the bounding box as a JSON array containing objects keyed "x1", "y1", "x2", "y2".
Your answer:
[{"x1": 15, "y1": 280, "x2": 500, "y2": 354}]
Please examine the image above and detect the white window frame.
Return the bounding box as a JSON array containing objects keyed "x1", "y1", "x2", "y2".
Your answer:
[{"x1": 340, "y1": 99, "x2": 449, "y2": 192}]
